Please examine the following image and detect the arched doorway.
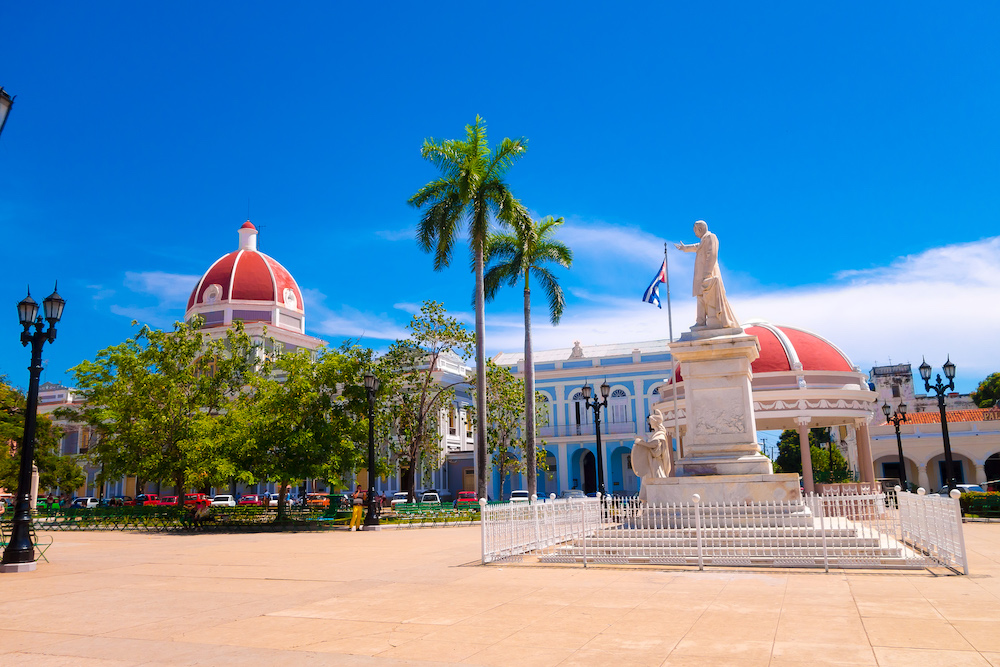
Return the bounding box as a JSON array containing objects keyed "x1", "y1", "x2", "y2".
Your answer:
[
  {"x1": 986, "y1": 452, "x2": 1000, "y2": 483},
  {"x1": 580, "y1": 450, "x2": 596, "y2": 494},
  {"x1": 537, "y1": 450, "x2": 557, "y2": 497},
  {"x1": 608, "y1": 445, "x2": 633, "y2": 496}
]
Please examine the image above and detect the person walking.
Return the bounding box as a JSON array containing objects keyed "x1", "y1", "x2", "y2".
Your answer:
[{"x1": 349, "y1": 487, "x2": 365, "y2": 532}]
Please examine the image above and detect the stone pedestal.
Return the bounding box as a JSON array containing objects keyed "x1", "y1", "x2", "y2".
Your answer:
[
  {"x1": 642, "y1": 473, "x2": 802, "y2": 504},
  {"x1": 669, "y1": 330, "x2": 773, "y2": 476}
]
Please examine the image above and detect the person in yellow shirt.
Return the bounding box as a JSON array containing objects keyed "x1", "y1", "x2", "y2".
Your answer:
[{"x1": 349, "y1": 487, "x2": 365, "y2": 531}]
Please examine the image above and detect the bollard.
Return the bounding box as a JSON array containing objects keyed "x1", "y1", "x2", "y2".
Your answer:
[{"x1": 692, "y1": 493, "x2": 703, "y2": 571}]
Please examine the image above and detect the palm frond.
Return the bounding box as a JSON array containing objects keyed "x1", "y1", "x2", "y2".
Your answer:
[
  {"x1": 532, "y1": 266, "x2": 567, "y2": 325},
  {"x1": 482, "y1": 262, "x2": 521, "y2": 303}
]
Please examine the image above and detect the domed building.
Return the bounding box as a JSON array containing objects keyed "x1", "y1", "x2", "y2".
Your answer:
[{"x1": 185, "y1": 221, "x2": 325, "y2": 354}]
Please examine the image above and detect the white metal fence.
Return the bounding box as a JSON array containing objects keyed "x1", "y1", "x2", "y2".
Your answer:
[{"x1": 480, "y1": 490, "x2": 968, "y2": 573}]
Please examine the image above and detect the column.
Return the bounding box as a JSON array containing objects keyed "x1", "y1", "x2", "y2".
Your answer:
[
  {"x1": 855, "y1": 420, "x2": 876, "y2": 484},
  {"x1": 796, "y1": 417, "x2": 814, "y2": 494},
  {"x1": 917, "y1": 464, "x2": 930, "y2": 491},
  {"x1": 975, "y1": 464, "x2": 987, "y2": 486},
  {"x1": 558, "y1": 443, "x2": 569, "y2": 493}
]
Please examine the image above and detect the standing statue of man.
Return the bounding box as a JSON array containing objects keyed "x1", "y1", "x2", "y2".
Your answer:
[{"x1": 675, "y1": 220, "x2": 740, "y2": 330}]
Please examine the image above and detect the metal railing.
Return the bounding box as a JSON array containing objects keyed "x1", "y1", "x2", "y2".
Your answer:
[
  {"x1": 481, "y1": 490, "x2": 969, "y2": 573},
  {"x1": 537, "y1": 420, "x2": 637, "y2": 438}
]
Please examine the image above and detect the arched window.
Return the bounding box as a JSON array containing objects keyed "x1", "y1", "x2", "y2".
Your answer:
[
  {"x1": 609, "y1": 388, "x2": 629, "y2": 423},
  {"x1": 572, "y1": 391, "x2": 588, "y2": 434}
]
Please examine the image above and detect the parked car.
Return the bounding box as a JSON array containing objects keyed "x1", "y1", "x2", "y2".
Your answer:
[
  {"x1": 210, "y1": 495, "x2": 236, "y2": 507},
  {"x1": 158, "y1": 496, "x2": 178, "y2": 506},
  {"x1": 937, "y1": 484, "x2": 985, "y2": 496},
  {"x1": 184, "y1": 493, "x2": 211, "y2": 508},
  {"x1": 238, "y1": 494, "x2": 264, "y2": 506},
  {"x1": 558, "y1": 489, "x2": 586, "y2": 500},
  {"x1": 419, "y1": 491, "x2": 441, "y2": 505},
  {"x1": 390, "y1": 491, "x2": 411, "y2": 507},
  {"x1": 136, "y1": 493, "x2": 159, "y2": 506},
  {"x1": 71, "y1": 497, "x2": 99, "y2": 509},
  {"x1": 103, "y1": 495, "x2": 134, "y2": 507},
  {"x1": 453, "y1": 490, "x2": 478, "y2": 509},
  {"x1": 510, "y1": 490, "x2": 530, "y2": 503},
  {"x1": 304, "y1": 492, "x2": 330, "y2": 508}
]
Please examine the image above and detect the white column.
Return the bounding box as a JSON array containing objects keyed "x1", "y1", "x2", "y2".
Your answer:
[
  {"x1": 796, "y1": 417, "x2": 815, "y2": 494},
  {"x1": 917, "y1": 464, "x2": 930, "y2": 491},
  {"x1": 975, "y1": 464, "x2": 987, "y2": 486},
  {"x1": 855, "y1": 420, "x2": 876, "y2": 484},
  {"x1": 558, "y1": 443, "x2": 570, "y2": 491}
]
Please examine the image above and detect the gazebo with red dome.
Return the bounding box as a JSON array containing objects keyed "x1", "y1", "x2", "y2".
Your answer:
[{"x1": 655, "y1": 319, "x2": 879, "y2": 493}]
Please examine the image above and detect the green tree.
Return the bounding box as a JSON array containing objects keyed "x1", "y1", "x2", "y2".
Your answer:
[
  {"x1": 381, "y1": 301, "x2": 474, "y2": 502},
  {"x1": 409, "y1": 116, "x2": 529, "y2": 501},
  {"x1": 484, "y1": 214, "x2": 572, "y2": 498},
  {"x1": 65, "y1": 319, "x2": 260, "y2": 506},
  {"x1": 222, "y1": 345, "x2": 369, "y2": 518},
  {"x1": 468, "y1": 360, "x2": 548, "y2": 500},
  {"x1": 972, "y1": 372, "x2": 1000, "y2": 408},
  {"x1": 773, "y1": 428, "x2": 851, "y2": 483},
  {"x1": 0, "y1": 377, "x2": 85, "y2": 496}
]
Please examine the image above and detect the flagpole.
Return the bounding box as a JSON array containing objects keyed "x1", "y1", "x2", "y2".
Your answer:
[{"x1": 664, "y1": 242, "x2": 681, "y2": 471}]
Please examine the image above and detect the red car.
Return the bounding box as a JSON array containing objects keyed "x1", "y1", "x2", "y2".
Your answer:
[
  {"x1": 158, "y1": 496, "x2": 178, "y2": 506},
  {"x1": 454, "y1": 491, "x2": 479, "y2": 509},
  {"x1": 237, "y1": 494, "x2": 264, "y2": 506},
  {"x1": 184, "y1": 493, "x2": 211, "y2": 508},
  {"x1": 136, "y1": 494, "x2": 158, "y2": 506}
]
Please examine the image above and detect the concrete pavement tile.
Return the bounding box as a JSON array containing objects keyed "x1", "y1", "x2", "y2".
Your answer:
[
  {"x1": 872, "y1": 646, "x2": 992, "y2": 666},
  {"x1": 0, "y1": 653, "x2": 133, "y2": 667},
  {"x1": 682, "y1": 610, "x2": 778, "y2": 643},
  {"x1": 775, "y1": 613, "x2": 869, "y2": 645},
  {"x1": 862, "y1": 617, "x2": 974, "y2": 650},
  {"x1": 18, "y1": 636, "x2": 211, "y2": 663},
  {"x1": 780, "y1": 600, "x2": 859, "y2": 617},
  {"x1": 0, "y1": 630, "x2": 83, "y2": 654},
  {"x1": 581, "y1": 630, "x2": 680, "y2": 654},
  {"x1": 494, "y1": 627, "x2": 600, "y2": 650},
  {"x1": 558, "y1": 647, "x2": 669, "y2": 666},
  {"x1": 928, "y1": 602, "x2": 1000, "y2": 622},
  {"x1": 461, "y1": 643, "x2": 572, "y2": 666},
  {"x1": 419, "y1": 621, "x2": 518, "y2": 646},
  {"x1": 953, "y1": 621, "x2": 1000, "y2": 652},
  {"x1": 173, "y1": 614, "x2": 353, "y2": 650},
  {"x1": 377, "y1": 637, "x2": 489, "y2": 662},
  {"x1": 296, "y1": 630, "x2": 427, "y2": 656},
  {"x1": 770, "y1": 641, "x2": 876, "y2": 665},
  {"x1": 984, "y1": 652, "x2": 1000, "y2": 667},
  {"x1": 855, "y1": 599, "x2": 944, "y2": 619},
  {"x1": 664, "y1": 638, "x2": 772, "y2": 665}
]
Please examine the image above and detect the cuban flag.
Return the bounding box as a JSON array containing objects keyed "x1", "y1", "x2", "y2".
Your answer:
[{"x1": 642, "y1": 260, "x2": 667, "y2": 308}]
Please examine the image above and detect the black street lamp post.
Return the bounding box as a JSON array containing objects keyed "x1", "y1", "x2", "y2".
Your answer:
[
  {"x1": 2, "y1": 285, "x2": 65, "y2": 573},
  {"x1": 363, "y1": 372, "x2": 380, "y2": 528},
  {"x1": 581, "y1": 380, "x2": 610, "y2": 496},
  {"x1": 919, "y1": 356, "x2": 957, "y2": 491},
  {"x1": 882, "y1": 400, "x2": 909, "y2": 489}
]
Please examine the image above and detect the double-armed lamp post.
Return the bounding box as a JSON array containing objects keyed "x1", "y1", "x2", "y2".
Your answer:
[
  {"x1": 919, "y1": 357, "x2": 957, "y2": 491},
  {"x1": 581, "y1": 380, "x2": 610, "y2": 497},
  {"x1": 363, "y1": 372, "x2": 381, "y2": 528},
  {"x1": 1, "y1": 286, "x2": 66, "y2": 573},
  {"x1": 882, "y1": 400, "x2": 909, "y2": 489}
]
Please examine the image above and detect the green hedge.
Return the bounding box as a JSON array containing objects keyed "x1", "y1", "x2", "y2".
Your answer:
[{"x1": 959, "y1": 492, "x2": 1000, "y2": 517}]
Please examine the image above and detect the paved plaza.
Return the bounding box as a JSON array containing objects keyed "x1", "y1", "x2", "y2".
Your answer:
[{"x1": 2, "y1": 523, "x2": 1000, "y2": 666}]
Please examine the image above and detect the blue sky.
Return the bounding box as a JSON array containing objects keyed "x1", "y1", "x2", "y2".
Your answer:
[{"x1": 2, "y1": 2, "x2": 997, "y2": 394}]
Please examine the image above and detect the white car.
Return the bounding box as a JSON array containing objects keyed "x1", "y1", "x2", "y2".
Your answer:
[
  {"x1": 510, "y1": 490, "x2": 530, "y2": 503},
  {"x1": 210, "y1": 495, "x2": 236, "y2": 507},
  {"x1": 937, "y1": 484, "x2": 985, "y2": 496},
  {"x1": 71, "y1": 497, "x2": 99, "y2": 509},
  {"x1": 390, "y1": 492, "x2": 411, "y2": 507},
  {"x1": 419, "y1": 492, "x2": 441, "y2": 505}
]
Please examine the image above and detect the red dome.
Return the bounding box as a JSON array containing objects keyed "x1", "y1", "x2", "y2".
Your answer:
[
  {"x1": 186, "y1": 222, "x2": 304, "y2": 312},
  {"x1": 668, "y1": 322, "x2": 854, "y2": 383}
]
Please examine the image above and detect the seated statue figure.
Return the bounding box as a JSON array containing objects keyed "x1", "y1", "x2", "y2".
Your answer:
[{"x1": 631, "y1": 410, "x2": 671, "y2": 500}]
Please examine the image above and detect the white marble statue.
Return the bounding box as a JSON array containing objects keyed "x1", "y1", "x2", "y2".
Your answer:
[
  {"x1": 631, "y1": 410, "x2": 671, "y2": 499},
  {"x1": 675, "y1": 220, "x2": 740, "y2": 330}
]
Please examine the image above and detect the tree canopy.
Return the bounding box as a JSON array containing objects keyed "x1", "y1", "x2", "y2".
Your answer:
[
  {"x1": 381, "y1": 301, "x2": 474, "y2": 501},
  {"x1": 0, "y1": 376, "x2": 85, "y2": 495},
  {"x1": 972, "y1": 372, "x2": 1000, "y2": 408},
  {"x1": 773, "y1": 427, "x2": 851, "y2": 483}
]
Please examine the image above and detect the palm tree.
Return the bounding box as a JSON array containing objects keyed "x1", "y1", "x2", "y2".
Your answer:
[
  {"x1": 484, "y1": 215, "x2": 572, "y2": 497},
  {"x1": 408, "y1": 116, "x2": 528, "y2": 501}
]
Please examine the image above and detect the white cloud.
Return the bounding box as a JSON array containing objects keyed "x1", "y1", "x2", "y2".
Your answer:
[
  {"x1": 123, "y1": 271, "x2": 200, "y2": 305},
  {"x1": 484, "y1": 236, "x2": 1000, "y2": 392},
  {"x1": 375, "y1": 228, "x2": 415, "y2": 241},
  {"x1": 302, "y1": 288, "x2": 408, "y2": 341}
]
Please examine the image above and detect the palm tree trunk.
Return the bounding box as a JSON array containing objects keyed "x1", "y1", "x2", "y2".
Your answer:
[
  {"x1": 475, "y1": 244, "x2": 488, "y2": 502},
  {"x1": 523, "y1": 283, "x2": 536, "y2": 498}
]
